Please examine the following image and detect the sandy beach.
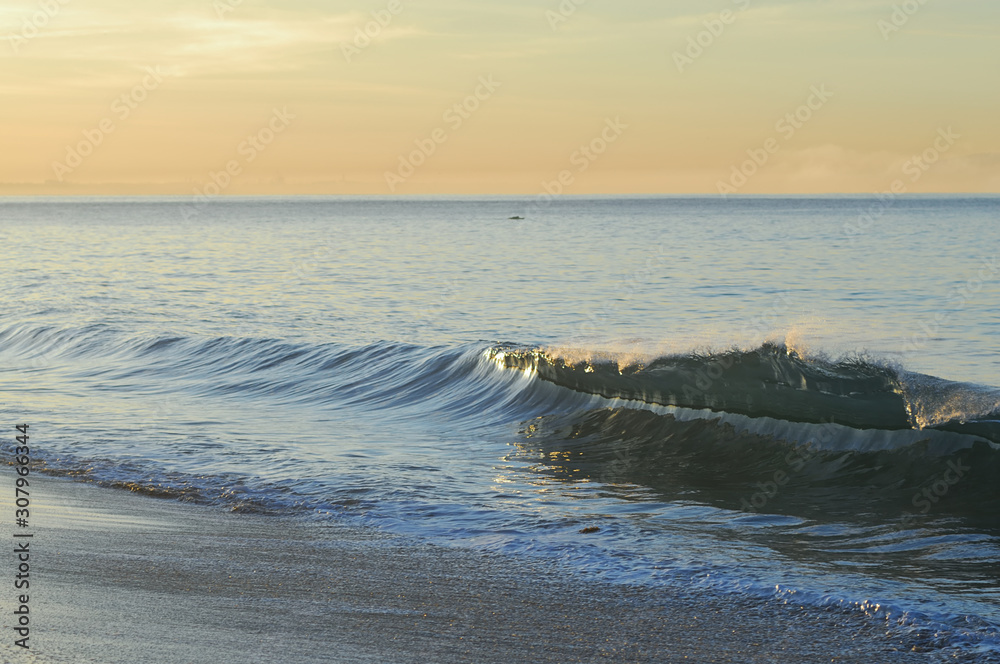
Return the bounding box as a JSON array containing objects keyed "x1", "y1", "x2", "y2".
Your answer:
[{"x1": 0, "y1": 473, "x2": 928, "y2": 664}]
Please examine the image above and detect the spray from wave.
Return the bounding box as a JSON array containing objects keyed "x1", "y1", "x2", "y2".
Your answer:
[{"x1": 491, "y1": 342, "x2": 1000, "y2": 444}]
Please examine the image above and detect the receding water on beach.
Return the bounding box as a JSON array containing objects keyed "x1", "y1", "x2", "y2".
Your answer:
[{"x1": 1, "y1": 196, "x2": 998, "y2": 661}]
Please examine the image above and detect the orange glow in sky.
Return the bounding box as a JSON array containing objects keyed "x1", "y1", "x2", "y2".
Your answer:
[{"x1": 2, "y1": 0, "x2": 997, "y2": 195}]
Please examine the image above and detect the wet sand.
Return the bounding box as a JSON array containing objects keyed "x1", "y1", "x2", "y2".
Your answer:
[{"x1": 0, "y1": 474, "x2": 924, "y2": 663}]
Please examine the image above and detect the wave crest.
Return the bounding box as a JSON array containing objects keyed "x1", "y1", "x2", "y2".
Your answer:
[{"x1": 491, "y1": 342, "x2": 1000, "y2": 443}]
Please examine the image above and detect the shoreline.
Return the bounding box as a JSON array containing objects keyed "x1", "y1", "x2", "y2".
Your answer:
[{"x1": 2, "y1": 473, "x2": 924, "y2": 663}]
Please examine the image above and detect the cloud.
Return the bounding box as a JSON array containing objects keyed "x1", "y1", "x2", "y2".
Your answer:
[
  {"x1": 4, "y1": 6, "x2": 396, "y2": 77},
  {"x1": 740, "y1": 145, "x2": 1000, "y2": 193}
]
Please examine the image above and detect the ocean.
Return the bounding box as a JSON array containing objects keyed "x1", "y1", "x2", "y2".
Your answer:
[{"x1": 1, "y1": 195, "x2": 998, "y2": 660}]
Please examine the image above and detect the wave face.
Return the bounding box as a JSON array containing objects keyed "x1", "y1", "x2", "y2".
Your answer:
[
  {"x1": 513, "y1": 404, "x2": 1000, "y2": 522},
  {"x1": 492, "y1": 343, "x2": 1000, "y2": 444}
]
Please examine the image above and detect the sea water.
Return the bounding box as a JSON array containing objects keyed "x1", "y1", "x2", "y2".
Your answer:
[{"x1": 1, "y1": 196, "x2": 998, "y2": 660}]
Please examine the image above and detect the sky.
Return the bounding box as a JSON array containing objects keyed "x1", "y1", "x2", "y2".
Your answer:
[{"x1": 1, "y1": 0, "x2": 998, "y2": 195}]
